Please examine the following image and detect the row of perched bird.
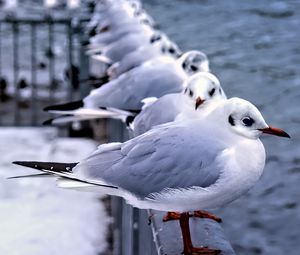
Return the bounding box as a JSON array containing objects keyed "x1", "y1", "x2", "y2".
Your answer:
[{"x1": 12, "y1": 0, "x2": 290, "y2": 254}]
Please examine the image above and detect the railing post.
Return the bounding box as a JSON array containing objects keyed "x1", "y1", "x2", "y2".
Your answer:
[
  {"x1": 78, "y1": 20, "x2": 90, "y2": 98},
  {"x1": 30, "y1": 22, "x2": 37, "y2": 125},
  {"x1": 67, "y1": 19, "x2": 73, "y2": 101},
  {"x1": 0, "y1": 22, "x2": 2, "y2": 78},
  {"x1": 12, "y1": 19, "x2": 20, "y2": 126},
  {"x1": 121, "y1": 201, "x2": 134, "y2": 255},
  {"x1": 48, "y1": 17, "x2": 55, "y2": 104}
]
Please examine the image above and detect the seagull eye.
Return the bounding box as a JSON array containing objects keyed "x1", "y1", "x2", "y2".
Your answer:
[
  {"x1": 189, "y1": 89, "x2": 194, "y2": 97},
  {"x1": 169, "y1": 48, "x2": 175, "y2": 54},
  {"x1": 242, "y1": 117, "x2": 255, "y2": 127},
  {"x1": 209, "y1": 88, "x2": 215, "y2": 97},
  {"x1": 190, "y1": 65, "x2": 198, "y2": 72}
]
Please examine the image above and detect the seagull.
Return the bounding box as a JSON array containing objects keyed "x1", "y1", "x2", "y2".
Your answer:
[
  {"x1": 42, "y1": 72, "x2": 220, "y2": 126},
  {"x1": 44, "y1": 51, "x2": 210, "y2": 119},
  {"x1": 130, "y1": 72, "x2": 226, "y2": 136},
  {"x1": 12, "y1": 97, "x2": 290, "y2": 254},
  {"x1": 106, "y1": 34, "x2": 181, "y2": 79},
  {"x1": 89, "y1": 28, "x2": 161, "y2": 64},
  {"x1": 88, "y1": 20, "x2": 154, "y2": 47}
]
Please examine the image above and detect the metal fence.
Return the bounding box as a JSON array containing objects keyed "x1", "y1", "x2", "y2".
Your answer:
[{"x1": 0, "y1": 15, "x2": 89, "y2": 126}]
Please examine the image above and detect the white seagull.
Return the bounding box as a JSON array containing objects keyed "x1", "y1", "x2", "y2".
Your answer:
[
  {"x1": 130, "y1": 72, "x2": 226, "y2": 136},
  {"x1": 44, "y1": 51, "x2": 210, "y2": 117},
  {"x1": 106, "y1": 34, "x2": 181, "y2": 79},
  {"x1": 12, "y1": 97, "x2": 290, "y2": 254}
]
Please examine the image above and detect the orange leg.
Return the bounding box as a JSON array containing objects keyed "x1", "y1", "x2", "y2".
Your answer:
[
  {"x1": 163, "y1": 211, "x2": 183, "y2": 222},
  {"x1": 193, "y1": 210, "x2": 222, "y2": 223},
  {"x1": 163, "y1": 211, "x2": 222, "y2": 223},
  {"x1": 179, "y1": 212, "x2": 221, "y2": 255}
]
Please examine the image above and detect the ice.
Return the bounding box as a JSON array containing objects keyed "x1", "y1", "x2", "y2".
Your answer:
[{"x1": 0, "y1": 127, "x2": 108, "y2": 255}]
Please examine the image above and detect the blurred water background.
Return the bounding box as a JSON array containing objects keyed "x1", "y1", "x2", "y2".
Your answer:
[
  {"x1": 0, "y1": 0, "x2": 299, "y2": 254},
  {"x1": 143, "y1": 0, "x2": 300, "y2": 254}
]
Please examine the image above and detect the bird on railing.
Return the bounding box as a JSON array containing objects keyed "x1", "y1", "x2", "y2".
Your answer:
[
  {"x1": 43, "y1": 51, "x2": 209, "y2": 121},
  {"x1": 127, "y1": 72, "x2": 226, "y2": 137},
  {"x1": 42, "y1": 72, "x2": 222, "y2": 127},
  {"x1": 11, "y1": 98, "x2": 290, "y2": 255}
]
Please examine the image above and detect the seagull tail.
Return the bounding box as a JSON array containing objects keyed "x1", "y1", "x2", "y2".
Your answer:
[
  {"x1": 92, "y1": 54, "x2": 112, "y2": 65},
  {"x1": 42, "y1": 114, "x2": 100, "y2": 126},
  {"x1": 12, "y1": 161, "x2": 119, "y2": 191},
  {"x1": 44, "y1": 100, "x2": 84, "y2": 112},
  {"x1": 43, "y1": 108, "x2": 133, "y2": 125},
  {"x1": 7, "y1": 173, "x2": 52, "y2": 179}
]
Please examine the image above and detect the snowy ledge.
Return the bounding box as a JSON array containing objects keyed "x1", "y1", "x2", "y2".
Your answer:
[{"x1": 0, "y1": 127, "x2": 108, "y2": 255}]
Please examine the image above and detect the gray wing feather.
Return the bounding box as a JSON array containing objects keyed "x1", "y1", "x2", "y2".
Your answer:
[
  {"x1": 75, "y1": 122, "x2": 223, "y2": 198},
  {"x1": 84, "y1": 63, "x2": 184, "y2": 110},
  {"x1": 133, "y1": 93, "x2": 182, "y2": 136}
]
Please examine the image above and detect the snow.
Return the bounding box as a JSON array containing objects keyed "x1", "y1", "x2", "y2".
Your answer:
[{"x1": 0, "y1": 127, "x2": 108, "y2": 255}]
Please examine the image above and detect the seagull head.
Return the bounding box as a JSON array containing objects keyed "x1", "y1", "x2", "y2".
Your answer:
[
  {"x1": 183, "y1": 72, "x2": 226, "y2": 110},
  {"x1": 213, "y1": 98, "x2": 290, "y2": 140},
  {"x1": 136, "y1": 10, "x2": 156, "y2": 27},
  {"x1": 178, "y1": 50, "x2": 210, "y2": 75},
  {"x1": 153, "y1": 34, "x2": 182, "y2": 58}
]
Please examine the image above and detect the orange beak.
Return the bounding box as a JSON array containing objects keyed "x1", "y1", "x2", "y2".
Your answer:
[
  {"x1": 195, "y1": 97, "x2": 205, "y2": 110},
  {"x1": 259, "y1": 126, "x2": 290, "y2": 138}
]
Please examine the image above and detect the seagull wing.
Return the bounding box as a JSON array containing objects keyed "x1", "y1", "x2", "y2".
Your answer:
[
  {"x1": 84, "y1": 64, "x2": 184, "y2": 110},
  {"x1": 74, "y1": 121, "x2": 225, "y2": 199}
]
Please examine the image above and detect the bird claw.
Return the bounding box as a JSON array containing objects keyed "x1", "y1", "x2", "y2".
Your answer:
[
  {"x1": 193, "y1": 210, "x2": 222, "y2": 223},
  {"x1": 182, "y1": 247, "x2": 221, "y2": 255},
  {"x1": 163, "y1": 212, "x2": 183, "y2": 222},
  {"x1": 163, "y1": 211, "x2": 222, "y2": 223}
]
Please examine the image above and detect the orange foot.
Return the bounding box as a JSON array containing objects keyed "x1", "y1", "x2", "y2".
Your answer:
[
  {"x1": 193, "y1": 210, "x2": 222, "y2": 223},
  {"x1": 163, "y1": 212, "x2": 183, "y2": 222},
  {"x1": 163, "y1": 211, "x2": 222, "y2": 223},
  {"x1": 183, "y1": 246, "x2": 221, "y2": 255}
]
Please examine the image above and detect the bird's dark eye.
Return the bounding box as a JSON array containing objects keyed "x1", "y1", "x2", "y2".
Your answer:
[
  {"x1": 190, "y1": 65, "x2": 198, "y2": 72},
  {"x1": 242, "y1": 117, "x2": 255, "y2": 127},
  {"x1": 209, "y1": 88, "x2": 215, "y2": 97},
  {"x1": 189, "y1": 89, "x2": 193, "y2": 97},
  {"x1": 169, "y1": 48, "x2": 175, "y2": 54},
  {"x1": 150, "y1": 35, "x2": 161, "y2": 43}
]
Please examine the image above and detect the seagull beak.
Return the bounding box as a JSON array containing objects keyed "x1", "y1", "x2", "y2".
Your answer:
[
  {"x1": 259, "y1": 126, "x2": 290, "y2": 138},
  {"x1": 195, "y1": 97, "x2": 205, "y2": 110}
]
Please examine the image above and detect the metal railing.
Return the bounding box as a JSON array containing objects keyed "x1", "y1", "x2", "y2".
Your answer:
[{"x1": 0, "y1": 15, "x2": 89, "y2": 126}]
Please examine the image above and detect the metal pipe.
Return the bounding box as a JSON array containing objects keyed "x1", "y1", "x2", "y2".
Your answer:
[
  {"x1": 30, "y1": 23, "x2": 37, "y2": 125},
  {"x1": 67, "y1": 19, "x2": 73, "y2": 101},
  {"x1": 12, "y1": 20, "x2": 20, "y2": 125},
  {"x1": 0, "y1": 22, "x2": 2, "y2": 77},
  {"x1": 48, "y1": 18, "x2": 55, "y2": 103}
]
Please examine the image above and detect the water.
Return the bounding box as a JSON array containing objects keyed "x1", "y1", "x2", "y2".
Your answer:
[{"x1": 143, "y1": 0, "x2": 300, "y2": 254}]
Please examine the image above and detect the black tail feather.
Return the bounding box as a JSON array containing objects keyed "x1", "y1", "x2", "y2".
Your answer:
[
  {"x1": 8, "y1": 173, "x2": 51, "y2": 179},
  {"x1": 126, "y1": 115, "x2": 136, "y2": 126},
  {"x1": 99, "y1": 107, "x2": 141, "y2": 115},
  {"x1": 12, "y1": 161, "x2": 78, "y2": 173},
  {"x1": 44, "y1": 100, "x2": 84, "y2": 112},
  {"x1": 12, "y1": 161, "x2": 118, "y2": 189}
]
